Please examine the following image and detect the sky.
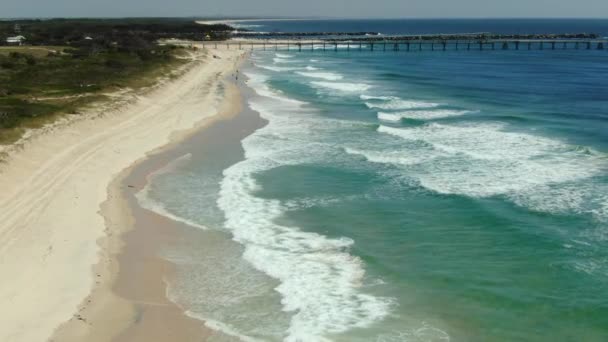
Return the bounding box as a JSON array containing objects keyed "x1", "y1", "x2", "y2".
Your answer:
[{"x1": 3, "y1": 0, "x2": 608, "y2": 19}]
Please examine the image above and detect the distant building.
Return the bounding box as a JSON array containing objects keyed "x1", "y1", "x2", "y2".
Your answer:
[
  {"x1": 6, "y1": 35, "x2": 26, "y2": 45},
  {"x1": 84, "y1": 36, "x2": 93, "y2": 41}
]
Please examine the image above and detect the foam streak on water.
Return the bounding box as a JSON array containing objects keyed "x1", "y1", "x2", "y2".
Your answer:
[
  {"x1": 217, "y1": 71, "x2": 392, "y2": 341},
  {"x1": 370, "y1": 123, "x2": 607, "y2": 218},
  {"x1": 312, "y1": 81, "x2": 372, "y2": 92},
  {"x1": 377, "y1": 109, "x2": 472, "y2": 121},
  {"x1": 362, "y1": 95, "x2": 440, "y2": 110},
  {"x1": 296, "y1": 71, "x2": 344, "y2": 81}
]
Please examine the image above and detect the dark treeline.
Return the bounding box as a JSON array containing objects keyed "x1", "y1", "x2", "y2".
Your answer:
[
  {"x1": 0, "y1": 18, "x2": 234, "y2": 142},
  {"x1": 0, "y1": 18, "x2": 233, "y2": 46}
]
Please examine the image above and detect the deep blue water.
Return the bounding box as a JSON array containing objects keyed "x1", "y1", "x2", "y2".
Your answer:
[
  {"x1": 237, "y1": 18, "x2": 608, "y2": 37},
  {"x1": 142, "y1": 19, "x2": 608, "y2": 341}
]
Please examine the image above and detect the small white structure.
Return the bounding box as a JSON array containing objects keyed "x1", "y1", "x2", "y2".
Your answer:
[
  {"x1": 84, "y1": 36, "x2": 93, "y2": 40},
  {"x1": 6, "y1": 35, "x2": 26, "y2": 45}
]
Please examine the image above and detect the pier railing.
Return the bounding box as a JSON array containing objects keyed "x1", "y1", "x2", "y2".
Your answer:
[{"x1": 202, "y1": 39, "x2": 607, "y2": 52}]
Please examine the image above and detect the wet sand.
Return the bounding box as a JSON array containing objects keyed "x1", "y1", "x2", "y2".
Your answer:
[{"x1": 52, "y1": 62, "x2": 269, "y2": 341}]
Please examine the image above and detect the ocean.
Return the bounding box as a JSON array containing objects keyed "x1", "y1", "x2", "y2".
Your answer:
[{"x1": 139, "y1": 19, "x2": 608, "y2": 341}]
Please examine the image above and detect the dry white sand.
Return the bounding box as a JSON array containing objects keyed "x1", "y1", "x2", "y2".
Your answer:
[{"x1": 0, "y1": 47, "x2": 244, "y2": 342}]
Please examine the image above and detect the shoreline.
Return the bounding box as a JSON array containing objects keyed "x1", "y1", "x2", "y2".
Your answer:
[
  {"x1": 112, "y1": 75, "x2": 267, "y2": 341},
  {"x1": 53, "y1": 78, "x2": 246, "y2": 342},
  {"x1": 0, "y1": 46, "x2": 247, "y2": 342}
]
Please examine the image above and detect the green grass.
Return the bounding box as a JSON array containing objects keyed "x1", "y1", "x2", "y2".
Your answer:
[
  {"x1": 0, "y1": 46, "x2": 67, "y2": 58},
  {"x1": 0, "y1": 18, "x2": 231, "y2": 145},
  {"x1": 0, "y1": 45, "x2": 188, "y2": 144}
]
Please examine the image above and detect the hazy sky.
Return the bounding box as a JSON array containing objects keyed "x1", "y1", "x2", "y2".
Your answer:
[{"x1": 4, "y1": 0, "x2": 608, "y2": 18}]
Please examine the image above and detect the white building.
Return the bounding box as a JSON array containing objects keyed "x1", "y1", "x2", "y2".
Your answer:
[{"x1": 6, "y1": 35, "x2": 26, "y2": 45}]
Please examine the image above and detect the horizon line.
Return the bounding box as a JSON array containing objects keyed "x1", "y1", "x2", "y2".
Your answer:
[{"x1": 2, "y1": 16, "x2": 608, "y2": 21}]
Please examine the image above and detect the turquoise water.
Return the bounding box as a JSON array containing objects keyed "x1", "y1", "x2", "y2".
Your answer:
[{"x1": 140, "y1": 21, "x2": 608, "y2": 342}]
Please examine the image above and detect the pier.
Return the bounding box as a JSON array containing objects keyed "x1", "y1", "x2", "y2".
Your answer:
[
  {"x1": 202, "y1": 32, "x2": 606, "y2": 52},
  {"x1": 204, "y1": 38, "x2": 607, "y2": 52}
]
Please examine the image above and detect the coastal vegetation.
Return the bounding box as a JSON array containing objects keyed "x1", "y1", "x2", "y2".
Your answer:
[{"x1": 0, "y1": 18, "x2": 232, "y2": 143}]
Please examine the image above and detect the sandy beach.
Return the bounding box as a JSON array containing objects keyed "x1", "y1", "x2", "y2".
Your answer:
[{"x1": 0, "y1": 47, "x2": 246, "y2": 342}]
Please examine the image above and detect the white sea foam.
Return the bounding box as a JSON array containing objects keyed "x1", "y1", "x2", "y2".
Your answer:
[
  {"x1": 305, "y1": 65, "x2": 319, "y2": 71},
  {"x1": 377, "y1": 109, "x2": 472, "y2": 121},
  {"x1": 372, "y1": 123, "x2": 607, "y2": 218},
  {"x1": 365, "y1": 97, "x2": 440, "y2": 110},
  {"x1": 257, "y1": 65, "x2": 300, "y2": 72},
  {"x1": 275, "y1": 53, "x2": 294, "y2": 58},
  {"x1": 204, "y1": 319, "x2": 264, "y2": 342},
  {"x1": 311, "y1": 81, "x2": 372, "y2": 92},
  {"x1": 377, "y1": 112, "x2": 403, "y2": 122},
  {"x1": 296, "y1": 71, "x2": 344, "y2": 81},
  {"x1": 361, "y1": 95, "x2": 394, "y2": 100},
  {"x1": 345, "y1": 147, "x2": 437, "y2": 166},
  {"x1": 246, "y1": 72, "x2": 308, "y2": 105},
  {"x1": 512, "y1": 182, "x2": 608, "y2": 223},
  {"x1": 273, "y1": 57, "x2": 297, "y2": 64},
  {"x1": 217, "y1": 70, "x2": 392, "y2": 341}
]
